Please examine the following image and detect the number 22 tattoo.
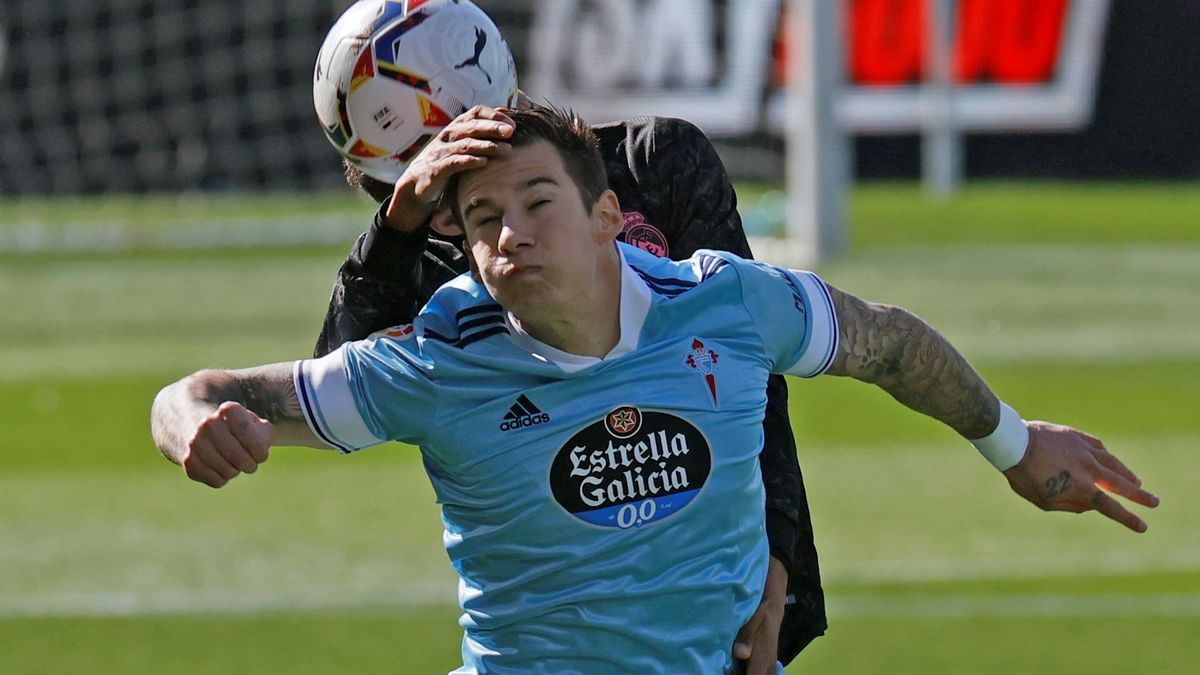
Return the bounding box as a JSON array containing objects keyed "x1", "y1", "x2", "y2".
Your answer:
[{"x1": 1045, "y1": 470, "x2": 1072, "y2": 498}]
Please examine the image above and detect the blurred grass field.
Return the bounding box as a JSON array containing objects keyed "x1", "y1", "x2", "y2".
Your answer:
[{"x1": 1, "y1": 182, "x2": 1197, "y2": 673}]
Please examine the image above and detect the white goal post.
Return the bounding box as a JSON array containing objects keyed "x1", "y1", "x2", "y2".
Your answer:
[{"x1": 783, "y1": 0, "x2": 849, "y2": 266}]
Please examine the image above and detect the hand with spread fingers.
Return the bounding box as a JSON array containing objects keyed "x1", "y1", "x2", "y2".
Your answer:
[
  {"x1": 1003, "y1": 421, "x2": 1159, "y2": 532},
  {"x1": 384, "y1": 105, "x2": 515, "y2": 232}
]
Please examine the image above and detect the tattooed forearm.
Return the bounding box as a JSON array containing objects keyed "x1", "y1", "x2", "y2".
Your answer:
[
  {"x1": 824, "y1": 284, "x2": 1000, "y2": 439},
  {"x1": 151, "y1": 361, "x2": 327, "y2": 459},
  {"x1": 170, "y1": 364, "x2": 302, "y2": 424},
  {"x1": 236, "y1": 366, "x2": 304, "y2": 424},
  {"x1": 151, "y1": 361, "x2": 317, "y2": 461}
]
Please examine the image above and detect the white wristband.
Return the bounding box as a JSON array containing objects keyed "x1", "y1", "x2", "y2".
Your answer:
[{"x1": 970, "y1": 402, "x2": 1029, "y2": 471}]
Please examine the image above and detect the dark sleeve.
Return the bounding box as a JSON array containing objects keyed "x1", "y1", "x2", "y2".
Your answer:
[
  {"x1": 765, "y1": 374, "x2": 828, "y2": 662},
  {"x1": 761, "y1": 375, "x2": 801, "y2": 569},
  {"x1": 313, "y1": 198, "x2": 432, "y2": 358}
]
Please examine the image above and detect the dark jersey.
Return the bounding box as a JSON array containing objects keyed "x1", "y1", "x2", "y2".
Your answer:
[{"x1": 315, "y1": 117, "x2": 826, "y2": 661}]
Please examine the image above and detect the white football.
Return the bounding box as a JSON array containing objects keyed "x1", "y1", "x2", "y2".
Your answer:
[{"x1": 313, "y1": 0, "x2": 518, "y2": 183}]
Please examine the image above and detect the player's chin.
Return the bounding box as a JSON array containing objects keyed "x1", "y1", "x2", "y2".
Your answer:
[{"x1": 495, "y1": 278, "x2": 556, "y2": 313}]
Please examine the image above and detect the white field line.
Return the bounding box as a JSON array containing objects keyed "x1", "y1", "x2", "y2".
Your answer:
[
  {"x1": 823, "y1": 548, "x2": 1200, "y2": 586},
  {"x1": 0, "y1": 585, "x2": 453, "y2": 619},
  {"x1": 0, "y1": 217, "x2": 363, "y2": 253},
  {"x1": 830, "y1": 592, "x2": 1200, "y2": 619},
  {"x1": 3, "y1": 589, "x2": 1196, "y2": 620},
  {"x1": 2, "y1": 550, "x2": 1197, "y2": 618}
]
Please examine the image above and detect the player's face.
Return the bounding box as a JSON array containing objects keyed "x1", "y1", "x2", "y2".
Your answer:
[{"x1": 457, "y1": 141, "x2": 621, "y2": 317}]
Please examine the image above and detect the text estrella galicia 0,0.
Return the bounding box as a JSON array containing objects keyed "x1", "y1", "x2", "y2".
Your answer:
[{"x1": 549, "y1": 406, "x2": 711, "y2": 529}]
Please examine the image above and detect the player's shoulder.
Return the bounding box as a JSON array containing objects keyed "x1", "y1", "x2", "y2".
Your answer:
[
  {"x1": 621, "y1": 243, "x2": 740, "y2": 299},
  {"x1": 413, "y1": 273, "x2": 508, "y2": 349}
]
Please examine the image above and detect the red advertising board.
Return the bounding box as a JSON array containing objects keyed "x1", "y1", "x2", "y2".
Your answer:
[{"x1": 529, "y1": 0, "x2": 1109, "y2": 135}]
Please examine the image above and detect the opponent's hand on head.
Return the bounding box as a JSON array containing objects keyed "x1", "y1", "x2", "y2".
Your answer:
[
  {"x1": 384, "y1": 106, "x2": 515, "y2": 231},
  {"x1": 1003, "y1": 421, "x2": 1159, "y2": 532},
  {"x1": 180, "y1": 401, "x2": 274, "y2": 488}
]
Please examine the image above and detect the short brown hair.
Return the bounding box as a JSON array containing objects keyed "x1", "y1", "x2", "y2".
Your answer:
[
  {"x1": 447, "y1": 103, "x2": 608, "y2": 224},
  {"x1": 343, "y1": 159, "x2": 394, "y2": 204}
]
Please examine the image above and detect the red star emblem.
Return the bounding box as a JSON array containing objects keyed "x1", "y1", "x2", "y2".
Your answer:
[{"x1": 609, "y1": 409, "x2": 637, "y2": 435}]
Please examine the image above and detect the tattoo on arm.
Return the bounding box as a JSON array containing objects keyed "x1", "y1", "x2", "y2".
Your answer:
[
  {"x1": 824, "y1": 284, "x2": 1000, "y2": 439},
  {"x1": 235, "y1": 364, "x2": 304, "y2": 424},
  {"x1": 152, "y1": 361, "x2": 325, "y2": 465}
]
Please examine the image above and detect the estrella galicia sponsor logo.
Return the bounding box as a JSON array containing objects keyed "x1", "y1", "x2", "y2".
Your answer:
[
  {"x1": 549, "y1": 405, "x2": 711, "y2": 529},
  {"x1": 499, "y1": 394, "x2": 550, "y2": 432}
]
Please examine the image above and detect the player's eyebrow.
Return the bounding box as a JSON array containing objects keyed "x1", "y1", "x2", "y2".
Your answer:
[
  {"x1": 462, "y1": 175, "x2": 560, "y2": 222},
  {"x1": 522, "y1": 176, "x2": 558, "y2": 191},
  {"x1": 462, "y1": 197, "x2": 497, "y2": 223}
]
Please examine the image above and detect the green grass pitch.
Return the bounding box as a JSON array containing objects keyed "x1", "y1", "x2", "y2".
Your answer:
[{"x1": 1, "y1": 182, "x2": 1197, "y2": 673}]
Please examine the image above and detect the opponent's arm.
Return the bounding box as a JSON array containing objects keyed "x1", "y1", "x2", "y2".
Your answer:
[
  {"x1": 315, "y1": 106, "x2": 516, "y2": 357},
  {"x1": 151, "y1": 363, "x2": 326, "y2": 488},
  {"x1": 314, "y1": 222, "x2": 430, "y2": 356},
  {"x1": 824, "y1": 284, "x2": 1159, "y2": 531}
]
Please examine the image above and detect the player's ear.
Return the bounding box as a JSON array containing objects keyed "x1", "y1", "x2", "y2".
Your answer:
[
  {"x1": 430, "y1": 208, "x2": 463, "y2": 237},
  {"x1": 593, "y1": 189, "x2": 623, "y2": 242}
]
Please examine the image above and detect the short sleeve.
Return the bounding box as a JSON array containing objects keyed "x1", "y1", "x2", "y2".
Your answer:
[
  {"x1": 734, "y1": 259, "x2": 839, "y2": 378},
  {"x1": 294, "y1": 338, "x2": 438, "y2": 453}
]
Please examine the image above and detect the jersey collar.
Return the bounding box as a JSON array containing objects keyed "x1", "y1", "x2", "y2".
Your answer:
[{"x1": 506, "y1": 245, "x2": 652, "y2": 373}]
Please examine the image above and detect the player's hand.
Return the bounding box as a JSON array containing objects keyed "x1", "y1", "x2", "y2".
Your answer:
[
  {"x1": 176, "y1": 401, "x2": 274, "y2": 488},
  {"x1": 384, "y1": 105, "x2": 514, "y2": 232},
  {"x1": 1002, "y1": 421, "x2": 1159, "y2": 532},
  {"x1": 732, "y1": 556, "x2": 787, "y2": 674}
]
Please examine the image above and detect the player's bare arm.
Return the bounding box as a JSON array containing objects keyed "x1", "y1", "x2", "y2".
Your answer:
[
  {"x1": 151, "y1": 363, "x2": 325, "y2": 488},
  {"x1": 823, "y1": 284, "x2": 1159, "y2": 531},
  {"x1": 824, "y1": 284, "x2": 999, "y2": 438}
]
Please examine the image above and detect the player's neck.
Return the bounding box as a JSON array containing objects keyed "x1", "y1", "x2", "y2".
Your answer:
[{"x1": 510, "y1": 252, "x2": 622, "y2": 358}]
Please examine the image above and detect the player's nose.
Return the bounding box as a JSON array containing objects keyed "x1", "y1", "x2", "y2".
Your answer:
[{"x1": 497, "y1": 213, "x2": 534, "y2": 253}]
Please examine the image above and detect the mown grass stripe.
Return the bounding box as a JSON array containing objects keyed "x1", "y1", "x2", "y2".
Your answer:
[{"x1": 832, "y1": 592, "x2": 1200, "y2": 618}]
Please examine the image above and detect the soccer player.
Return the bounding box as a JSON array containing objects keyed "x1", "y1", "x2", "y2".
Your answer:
[
  {"x1": 152, "y1": 105, "x2": 1158, "y2": 674},
  {"x1": 313, "y1": 1, "x2": 819, "y2": 668}
]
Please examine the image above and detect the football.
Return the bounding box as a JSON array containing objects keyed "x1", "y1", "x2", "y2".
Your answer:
[{"x1": 313, "y1": 0, "x2": 518, "y2": 184}]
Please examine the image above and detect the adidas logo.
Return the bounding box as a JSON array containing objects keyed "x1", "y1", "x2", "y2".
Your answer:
[{"x1": 500, "y1": 394, "x2": 551, "y2": 432}]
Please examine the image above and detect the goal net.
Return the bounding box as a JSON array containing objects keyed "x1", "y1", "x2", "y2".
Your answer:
[{"x1": 0, "y1": 1, "x2": 350, "y2": 195}]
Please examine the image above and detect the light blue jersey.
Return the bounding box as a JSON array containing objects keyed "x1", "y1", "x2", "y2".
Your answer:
[{"x1": 295, "y1": 243, "x2": 838, "y2": 674}]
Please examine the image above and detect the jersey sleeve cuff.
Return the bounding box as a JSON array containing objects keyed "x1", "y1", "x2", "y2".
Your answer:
[
  {"x1": 293, "y1": 349, "x2": 385, "y2": 454},
  {"x1": 782, "y1": 271, "x2": 840, "y2": 378}
]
